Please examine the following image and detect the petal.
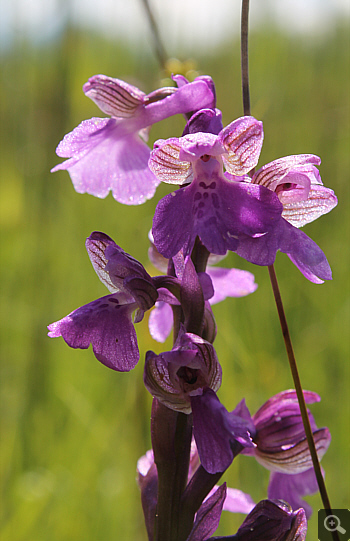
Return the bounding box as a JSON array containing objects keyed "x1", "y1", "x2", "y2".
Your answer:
[
  {"x1": 191, "y1": 389, "x2": 254, "y2": 474},
  {"x1": 253, "y1": 390, "x2": 320, "y2": 424},
  {"x1": 144, "y1": 350, "x2": 193, "y2": 413},
  {"x1": 252, "y1": 155, "x2": 321, "y2": 191},
  {"x1": 182, "y1": 108, "x2": 223, "y2": 137},
  {"x1": 48, "y1": 294, "x2": 139, "y2": 371},
  {"x1": 282, "y1": 185, "x2": 338, "y2": 227},
  {"x1": 187, "y1": 483, "x2": 226, "y2": 541},
  {"x1": 148, "y1": 301, "x2": 173, "y2": 342},
  {"x1": 268, "y1": 469, "x2": 320, "y2": 519},
  {"x1": 136, "y1": 450, "x2": 158, "y2": 541},
  {"x1": 219, "y1": 116, "x2": 264, "y2": 175},
  {"x1": 278, "y1": 220, "x2": 332, "y2": 283},
  {"x1": 152, "y1": 186, "x2": 197, "y2": 259},
  {"x1": 83, "y1": 74, "x2": 146, "y2": 118},
  {"x1": 86, "y1": 231, "x2": 153, "y2": 295},
  {"x1": 52, "y1": 117, "x2": 111, "y2": 161},
  {"x1": 207, "y1": 266, "x2": 257, "y2": 303},
  {"x1": 86, "y1": 231, "x2": 121, "y2": 293},
  {"x1": 149, "y1": 138, "x2": 192, "y2": 185},
  {"x1": 152, "y1": 176, "x2": 283, "y2": 259},
  {"x1": 236, "y1": 218, "x2": 332, "y2": 283},
  {"x1": 233, "y1": 499, "x2": 294, "y2": 541},
  {"x1": 123, "y1": 276, "x2": 158, "y2": 313},
  {"x1": 254, "y1": 427, "x2": 331, "y2": 474},
  {"x1": 222, "y1": 487, "x2": 255, "y2": 514},
  {"x1": 144, "y1": 78, "x2": 217, "y2": 125},
  {"x1": 53, "y1": 117, "x2": 160, "y2": 205}
]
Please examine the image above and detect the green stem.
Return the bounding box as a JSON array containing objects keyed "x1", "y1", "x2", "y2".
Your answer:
[
  {"x1": 240, "y1": 1, "x2": 337, "y2": 537},
  {"x1": 241, "y1": 0, "x2": 251, "y2": 117},
  {"x1": 268, "y1": 265, "x2": 338, "y2": 540},
  {"x1": 140, "y1": 0, "x2": 168, "y2": 71}
]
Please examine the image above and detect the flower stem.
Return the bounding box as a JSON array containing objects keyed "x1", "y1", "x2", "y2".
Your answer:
[
  {"x1": 140, "y1": 0, "x2": 168, "y2": 71},
  {"x1": 240, "y1": 1, "x2": 337, "y2": 536},
  {"x1": 241, "y1": 0, "x2": 251, "y2": 117},
  {"x1": 268, "y1": 265, "x2": 338, "y2": 538}
]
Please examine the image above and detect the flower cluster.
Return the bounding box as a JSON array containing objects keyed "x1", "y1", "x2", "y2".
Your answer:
[{"x1": 49, "y1": 72, "x2": 337, "y2": 539}]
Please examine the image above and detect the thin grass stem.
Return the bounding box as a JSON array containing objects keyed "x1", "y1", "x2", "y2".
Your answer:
[
  {"x1": 240, "y1": 1, "x2": 338, "y2": 538},
  {"x1": 140, "y1": 0, "x2": 168, "y2": 71}
]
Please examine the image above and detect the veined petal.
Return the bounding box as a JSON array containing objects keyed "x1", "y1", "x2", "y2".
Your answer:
[
  {"x1": 253, "y1": 390, "x2": 320, "y2": 428},
  {"x1": 144, "y1": 333, "x2": 222, "y2": 414},
  {"x1": 144, "y1": 350, "x2": 193, "y2": 413},
  {"x1": 86, "y1": 232, "x2": 120, "y2": 293},
  {"x1": 282, "y1": 185, "x2": 338, "y2": 227},
  {"x1": 123, "y1": 276, "x2": 158, "y2": 313},
  {"x1": 233, "y1": 500, "x2": 302, "y2": 541},
  {"x1": 149, "y1": 138, "x2": 192, "y2": 185},
  {"x1": 252, "y1": 154, "x2": 321, "y2": 190},
  {"x1": 86, "y1": 231, "x2": 153, "y2": 294},
  {"x1": 254, "y1": 427, "x2": 331, "y2": 474},
  {"x1": 83, "y1": 74, "x2": 145, "y2": 118},
  {"x1": 47, "y1": 294, "x2": 139, "y2": 371},
  {"x1": 219, "y1": 116, "x2": 264, "y2": 175}
]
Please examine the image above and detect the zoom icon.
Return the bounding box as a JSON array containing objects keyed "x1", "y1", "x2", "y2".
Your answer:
[{"x1": 318, "y1": 509, "x2": 350, "y2": 540}]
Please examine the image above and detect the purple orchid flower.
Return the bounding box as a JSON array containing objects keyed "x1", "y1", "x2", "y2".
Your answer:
[
  {"x1": 231, "y1": 154, "x2": 337, "y2": 283},
  {"x1": 150, "y1": 109, "x2": 334, "y2": 283},
  {"x1": 207, "y1": 499, "x2": 307, "y2": 541},
  {"x1": 251, "y1": 154, "x2": 337, "y2": 228},
  {"x1": 241, "y1": 390, "x2": 331, "y2": 518},
  {"x1": 147, "y1": 240, "x2": 257, "y2": 343},
  {"x1": 51, "y1": 74, "x2": 216, "y2": 204},
  {"x1": 48, "y1": 231, "x2": 176, "y2": 371},
  {"x1": 144, "y1": 329, "x2": 255, "y2": 474},
  {"x1": 150, "y1": 110, "x2": 283, "y2": 258}
]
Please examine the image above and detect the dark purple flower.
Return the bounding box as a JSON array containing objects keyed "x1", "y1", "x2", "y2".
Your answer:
[
  {"x1": 150, "y1": 113, "x2": 283, "y2": 258},
  {"x1": 231, "y1": 153, "x2": 337, "y2": 283},
  {"x1": 144, "y1": 328, "x2": 222, "y2": 413},
  {"x1": 251, "y1": 154, "x2": 337, "y2": 228},
  {"x1": 242, "y1": 390, "x2": 331, "y2": 518},
  {"x1": 144, "y1": 331, "x2": 255, "y2": 473},
  {"x1": 208, "y1": 499, "x2": 307, "y2": 540},
  {"x1": 51, "y1": 75, "x2": 216, "y2": 204},
  {"x1": 48, "y1": 231, "x2": 159, "y2": 371}
]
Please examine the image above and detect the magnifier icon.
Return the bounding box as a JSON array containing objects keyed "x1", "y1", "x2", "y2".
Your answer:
[{"x1": 324, "y1": 514, "x2": 346, "y2": 534}]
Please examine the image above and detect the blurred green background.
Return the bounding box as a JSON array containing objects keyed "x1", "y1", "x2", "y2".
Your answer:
[{"x1": 1, "y1": 16, "x2": 349, "y2": 541}]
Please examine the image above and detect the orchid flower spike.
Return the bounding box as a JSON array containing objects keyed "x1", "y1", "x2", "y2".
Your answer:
[{"x1": 52, "y1": 74, "x2": 216, "y2": 204}]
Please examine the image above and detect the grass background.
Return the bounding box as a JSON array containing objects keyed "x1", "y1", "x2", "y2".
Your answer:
[{"x1": 1, "y1": 19, "x2": 349, "y2": 540}]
